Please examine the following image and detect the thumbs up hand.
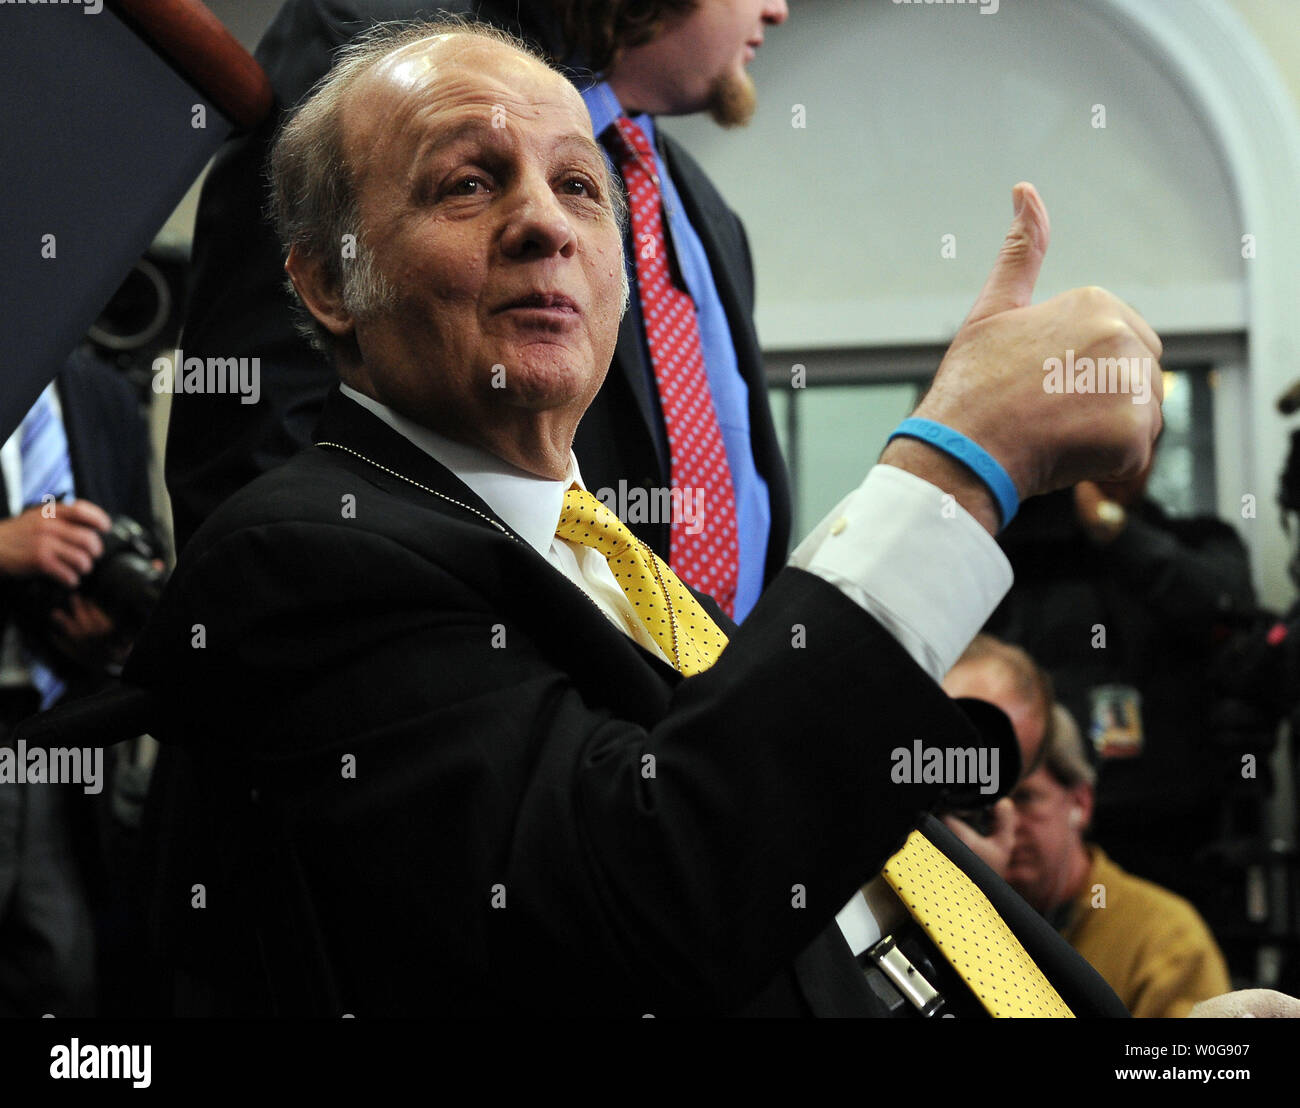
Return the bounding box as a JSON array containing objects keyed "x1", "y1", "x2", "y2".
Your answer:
[
  {"x1": 963, "y1": 181, "x2": 1052, "y2": 326},
  {"x1": 880, "y1": 183, "x2": 1163, "y2": 534}
]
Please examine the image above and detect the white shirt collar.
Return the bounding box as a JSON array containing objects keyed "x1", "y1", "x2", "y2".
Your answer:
[{"x1": 338, "y1": 383, "x2": 584, "y2": 558}]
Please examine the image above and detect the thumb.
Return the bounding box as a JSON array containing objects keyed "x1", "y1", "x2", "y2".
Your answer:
[{"x1": 964, "y1": 182, "x2": 1051, "y2": 325}]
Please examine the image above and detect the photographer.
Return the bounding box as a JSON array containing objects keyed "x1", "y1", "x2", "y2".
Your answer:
[
  {"x1": 0, "y1": 498, "x2": 120, "y2": 701},
  {"x1": 984, "y1": 458, "x2": 1256, "y2": 915},
  {"x1": 1006, "y1": 705, "x2": 1232, "y2": 1017},
  {"x1": 935, "y1": 639, "x2": 1232, "y2": 1016},
  {"x1": 0, "y1": 344, "x2": 162, "y2": 1016}
]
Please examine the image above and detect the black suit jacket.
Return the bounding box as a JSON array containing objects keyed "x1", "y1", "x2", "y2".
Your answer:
[
  {"x1": 126, "y1": 388, "x2": 1124, "y2": 1017},
  {"x1": 164, "y1": 0, "x2": 792, "y2": 582}
]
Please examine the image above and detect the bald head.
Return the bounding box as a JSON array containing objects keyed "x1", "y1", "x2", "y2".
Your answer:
[
  {"x1": 341, "y1": 33, "x2": 610, "y2": 245},
  {"x1": 344, "y1": 32, "x2": 590, "y2": 162}
]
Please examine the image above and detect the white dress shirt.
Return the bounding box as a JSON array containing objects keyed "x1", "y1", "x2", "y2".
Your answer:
[{"x1": 337, "y1": 384, "x2": 1014, "y2": 955}]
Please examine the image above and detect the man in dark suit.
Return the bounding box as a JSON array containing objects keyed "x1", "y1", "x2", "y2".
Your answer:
[
  {"x1": 166, "y1": 0, "x2": 791, "y2": 622},
  {"x1": 0, "y1": 350, "x2": 154, "y2": 653},
  {"x1": 124, "y1": 23, "x2": 1167, "y2": 1016},
  {"x1": 0, "y1": 344, "x2": 156, "y2": 1015}
]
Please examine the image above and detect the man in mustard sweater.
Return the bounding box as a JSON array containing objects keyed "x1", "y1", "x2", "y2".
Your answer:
[{"x1": 1006, "y1": 704, "x2": 1231, "y2": 1017}]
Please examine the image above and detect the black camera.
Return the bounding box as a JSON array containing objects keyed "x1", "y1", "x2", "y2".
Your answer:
[
  {"x1": 13, "y1": 515, "x2": 167, "y2": 659},
  {"x1": 78, "y1": 515, "x2": 168, "y2": 636}
]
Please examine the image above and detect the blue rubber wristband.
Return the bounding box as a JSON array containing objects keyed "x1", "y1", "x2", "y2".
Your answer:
[{"x1": 886, "y1": 418, "x2": 1019, "y2": 529}]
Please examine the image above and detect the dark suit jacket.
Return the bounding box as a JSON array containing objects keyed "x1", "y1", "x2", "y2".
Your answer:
[
  {"x1": 164, "y1": 0, "x2": 792, "y2": 582},
  {"x1": 125, "y1": 388, "x2": 1124, "y2": 1017}
]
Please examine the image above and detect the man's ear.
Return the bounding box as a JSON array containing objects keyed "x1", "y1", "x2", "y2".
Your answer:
[
  {"x1": 285, "y1": 245, "x2": 355, "y2": 339},
  {"x1": 1070, "y1": 783, "x2": 1094, "y2": 832}
]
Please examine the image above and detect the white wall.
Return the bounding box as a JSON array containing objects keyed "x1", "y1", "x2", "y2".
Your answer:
[
  {"x1": 661, "y1": 0, "x2": 1244, "y2": 351},
  {"x1": 664, "y1": 0, "x2": 1300, "y2": 614}
]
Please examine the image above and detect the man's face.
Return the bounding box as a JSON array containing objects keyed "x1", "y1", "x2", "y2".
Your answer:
[
  {"x1": 1005, "y1": 767, "x2": 1087, "y2": 913},
  {"x1": 329, "y1": 37, "x2": 626, "y2": 475},
  {"x1": 621, "y1": 0, "x2": 789, "y2": 125}
]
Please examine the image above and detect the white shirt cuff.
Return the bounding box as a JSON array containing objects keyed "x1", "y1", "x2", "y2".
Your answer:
[{"x1": 789, "y1": 464, "x2": 1013, "y2": 682}]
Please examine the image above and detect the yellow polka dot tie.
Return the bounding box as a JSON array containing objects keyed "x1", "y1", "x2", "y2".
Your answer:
[
  {"x1": 556, "y1": 489, "x2": 729, "y2": 675},
  {"x1": 560, "y1": 489, "x2": 1068, "y2": 1014},
  {"x1": 882, "y1": 830, "x2": 1074, "y2": 1017}
]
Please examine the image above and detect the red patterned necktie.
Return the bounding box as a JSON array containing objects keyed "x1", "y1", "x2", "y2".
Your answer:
[{"x1": 605, "y1": 115, "x2": 740, "y2": 618}]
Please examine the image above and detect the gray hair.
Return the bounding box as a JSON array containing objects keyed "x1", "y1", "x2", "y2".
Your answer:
[
  {"x1": 268, "y1": 17, "x2": 629, "y2": 360},
  {"x1": 1041, "y1": 703, "x2": 1097, "y2": 789}
]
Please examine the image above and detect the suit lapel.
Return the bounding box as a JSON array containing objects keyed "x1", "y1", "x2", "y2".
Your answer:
[
  {"x1": 915, "y1": 813, "x2": 1130, "y2": 1017},
  {"x1": 309, "y1": 387, "x2": 516, "y2": 537},
  {"x1": 55, "y1": 372, "x2": 91, "y2": 507},
  {"x1": 309, "y1": 387, "x2": 685, "y2": 701},
  {"x1": 611, "y1": 285, "x2": 668, "y2": 477}
]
